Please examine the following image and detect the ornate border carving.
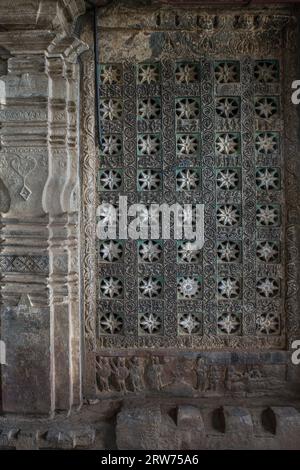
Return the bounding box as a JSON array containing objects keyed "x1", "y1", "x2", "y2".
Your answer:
[
  {"x1": 283, "y1": 18, "x2": 300, "y2": 346},
  {"x1": 80, "y1": 5, "x2": 300, "y2": 394},
  {"x1": 81, "y1": 45, "x2": 98, "y2": 353}
]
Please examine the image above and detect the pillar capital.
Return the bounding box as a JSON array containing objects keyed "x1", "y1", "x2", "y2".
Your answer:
[{"x1": 0, "y1": 0, "x2": 86, "y2": 56}]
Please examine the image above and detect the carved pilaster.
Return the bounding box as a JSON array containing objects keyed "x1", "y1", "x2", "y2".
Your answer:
[
  {"x1": 44, "y1": 54, "x2": 82, "y2": 411},
  {"x1": 0, "y1": 0, "x2": 86, "y2": 415},
  {"x1": 0, "y1": 53, "x2": 51, "y2": 413}
]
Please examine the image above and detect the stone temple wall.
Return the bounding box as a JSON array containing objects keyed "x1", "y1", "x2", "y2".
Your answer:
[{"x1": 0, "y1": 0, "x2": 300, "y2": 450}]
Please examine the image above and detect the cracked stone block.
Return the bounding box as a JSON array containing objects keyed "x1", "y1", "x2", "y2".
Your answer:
[
  {"x1": 270, "y1": 407, "x2": 300, "y2": 449},
  {"x1": 177, "y1": 406, "x2": 204, "y2": 431},
  {"x1": 15, "y1": 429, "x2": 40, "y2": 450},
  {"x1": 44, "y1": 427, "x2": 95, "y2": 450},
  {"x1": 220, "y1": 406, "x2": 254, "y2": 448},
  {"x1": 45, "y1": 429, "x2": 75, "y2": 449},
  {"x1": 116, "y1": 405, "x2": 177, "y2": 450},
  {"x1": 73, "y1": 428, "x2": 96, "y2": 448},
  {"x1": 176, "y1": 406, "x2": 206, "y2": 449},
  {"x1": 0, "y1": 428, "x2": 19, "y2": 449},
  {"x1": 1, "y1": 305, "x2": 51, "y2": 414},
  {"x1": 223, "y1": 406, "x2": 253, "y2": 435}
]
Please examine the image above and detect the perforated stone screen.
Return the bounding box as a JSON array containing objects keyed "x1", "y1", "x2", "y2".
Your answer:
[{"x1": 84, "y1": 6, "x2": 298, "y2": 353}]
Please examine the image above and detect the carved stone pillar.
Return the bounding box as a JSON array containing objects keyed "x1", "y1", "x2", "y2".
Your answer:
[{"x1": 0, "y1": 0, "x2": 86, "y2": 415}]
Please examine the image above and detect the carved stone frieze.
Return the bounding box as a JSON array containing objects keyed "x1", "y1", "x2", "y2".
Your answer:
[
  {"x1": 95, "y1": 353, "x2": 294, "y2": 399},
  {"x1": 98, "y1": 5, "x2": 296, "y2": 62}
]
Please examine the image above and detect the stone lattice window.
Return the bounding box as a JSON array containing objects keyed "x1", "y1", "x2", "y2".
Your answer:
[{"x1": 96, "y1": 54, "x2": 284, "y2": 349}]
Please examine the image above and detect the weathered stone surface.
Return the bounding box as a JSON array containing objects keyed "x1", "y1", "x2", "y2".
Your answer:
[
  {"x1": 116, "y1": 405, "x2": 170, "y2": 450},
  {"x1": 1, "y1": 304, "x2": 51, "y2": 414},
  {"x1": 0, "y1": 402, "x2": 298, "y2": 449},
  {"x1": 269, "y1": 407, "x2": 300, "y2": 449},
  {"x1": 219, "y1": 406, "x2": 253, "y2": 448},
  {"x1": 0, "y1": 0, "x2": 87, "y2": 415},
  {"x1": 114, "y1": 403, "x2": 300, "y2": 450},
  {"x1": 0, "y1": 0, "x2": 300, "y2": 450},
  {"x1": 176, "y1": 406, "x2": 206, "y2": 449},
  {"x1": 0, "y1": 178, "x2": 10, "y2": 213}
]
